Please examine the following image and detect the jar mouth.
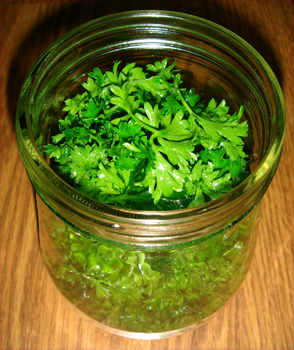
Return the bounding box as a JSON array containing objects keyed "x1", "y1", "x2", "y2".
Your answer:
[{"x1": 16, "y1": 10, "x2": 286, "y2": 225}]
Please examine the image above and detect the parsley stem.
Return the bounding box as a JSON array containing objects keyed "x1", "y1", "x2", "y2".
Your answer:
[
  {"x1": 127, "y1": 107, "x2": 158, "y2": 135},
  {"x1": 149, "y1": 133, "x2": 162, "y2": 157},
  {"x1": 177, "y1": 90, "x2": 195, "y2": 116},
  {"x1": 177, "y1": 90, "x2": 205, "y2": 127}
]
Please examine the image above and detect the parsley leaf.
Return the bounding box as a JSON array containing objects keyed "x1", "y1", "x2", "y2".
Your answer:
[{"x1": 160, "y1": 110, "x2": 193, "y2": 141}]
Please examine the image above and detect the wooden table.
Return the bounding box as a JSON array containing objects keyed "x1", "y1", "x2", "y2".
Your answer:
[{"x1": 1, "y1": 1, "x2": 293, "y2": 349}]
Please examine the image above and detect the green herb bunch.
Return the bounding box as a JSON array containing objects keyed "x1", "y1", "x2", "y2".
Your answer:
[
  {"x1": 47, "y1": 212, "x2": 256, "y2": 333},
  {"x1": 44, "y1": 59, "x2": 250, "y2": 210}
]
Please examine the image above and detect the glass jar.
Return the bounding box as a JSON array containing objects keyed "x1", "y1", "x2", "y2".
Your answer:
[{"x1": 16, "y1": 11, "x2": 286, "y2": 339}]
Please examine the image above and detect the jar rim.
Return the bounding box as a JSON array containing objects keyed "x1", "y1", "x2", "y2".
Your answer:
[{"x1": 16, "y1": 10, "x2": 286, "y2": 229}]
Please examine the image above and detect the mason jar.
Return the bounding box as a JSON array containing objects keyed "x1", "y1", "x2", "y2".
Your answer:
[{"x1": 16, "y1": 11, "x2": 286, "y2": 339}]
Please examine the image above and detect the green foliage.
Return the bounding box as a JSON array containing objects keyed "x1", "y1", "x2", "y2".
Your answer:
[
  {"x1": 48, "y1": 210, "x2": 257, "y2": 333},
  {"x1": 44, "y1": 59, "x2": 250, "y2": 210}
]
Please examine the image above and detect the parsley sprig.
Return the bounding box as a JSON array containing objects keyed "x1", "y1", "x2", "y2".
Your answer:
[{"x1": 44, "y1": 58, "x2": 250, "y2": 210}]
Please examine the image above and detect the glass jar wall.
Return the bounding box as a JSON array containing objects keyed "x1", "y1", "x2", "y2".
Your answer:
[
  {"x1": 37, "y1": 196, "x2": 260, "y2": 337},
  {"x1": 16, "y1": 11, "x2": 286, "y2": 339}
]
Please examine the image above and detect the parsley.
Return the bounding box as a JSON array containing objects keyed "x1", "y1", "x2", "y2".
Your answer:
[
  {"x1": 44, "y1": 59, "x2": 250, "y2": 210},
  {"x1": 41, "y1": 60, "x2": 255, "y2": 332},
  {"x1": 47, "y1": 209, "x2": 258, "y2": 333}
]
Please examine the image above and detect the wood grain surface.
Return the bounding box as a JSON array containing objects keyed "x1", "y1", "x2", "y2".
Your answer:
[{"x1": 1, "y1": 1, "x2": 293, "y2": 349}]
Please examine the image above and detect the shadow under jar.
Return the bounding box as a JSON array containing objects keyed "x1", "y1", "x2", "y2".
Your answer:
[{"x1": 16, "y1": 11, "x2": 286, "y2": 339}]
